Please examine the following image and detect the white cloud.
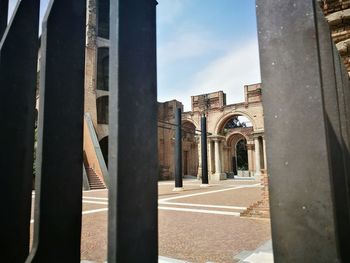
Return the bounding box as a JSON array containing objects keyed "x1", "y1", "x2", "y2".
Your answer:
[
  {"x1": 157, "y1": 30, "x2": 219, "y2": 68},
  {"x1": 174, "y1": 39, "x2": 261, "y2": 111}
]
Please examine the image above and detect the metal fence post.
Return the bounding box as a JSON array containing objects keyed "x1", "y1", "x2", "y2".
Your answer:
[
  {"x1": 201, "y1": 115, "x2": 209, "y2": 185},
  {"x1": 108, "y1": 0, "x2": 158, "y2": 262},
  {"x1": 257, "y1": 0, "x2": 349, "y2": 261},
  {"x1": 0, "y1": 0, "x2": 8, "y2": 38},
  {"x1": 27, "y1": 1, "x2": 86, "y2": 261},
  {"x1": 0, "y1": 0, "x2": 39, "y2": 261},
  {"x1": 174, "y1": 108, "x2": 183, "y2": 190}
]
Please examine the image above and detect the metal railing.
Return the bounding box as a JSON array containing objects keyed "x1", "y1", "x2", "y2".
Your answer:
[{"x1": 0, "y1": 0, "x2": 158, "y2": 262}]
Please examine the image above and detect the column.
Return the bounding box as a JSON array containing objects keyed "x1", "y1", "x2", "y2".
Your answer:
[
  {"x1": 174, "y1": 108, "x2": 183, "y2": 191},
  {"x1": 214, "y1": 140, "x2": 221, "y2": 173},
  {"x1": 247, "y1": 142, "x2": 254, "y2": 177},
  {"x1": 254, "y1": 137, "x2": 261, "y2": 177},
  {"x1": 197, "y1": 135, "x2": 202, "y2": 179},
  {"x1": 213, "y1": 138, "x2": 226, "y2": 180},
  {"x1": 263, "y1": 137, "x2": 267, "y2": 170}
]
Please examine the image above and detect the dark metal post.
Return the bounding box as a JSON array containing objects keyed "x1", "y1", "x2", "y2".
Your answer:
[
  {"x1": 0, "y1": 0, "x2": 8, "y2": 39},
  {"x1": 0, "y1": 0, "x2": 39, "y2": 261},
  {"x1": 108, "y1": 0, "x2": 158, "y2": 262},
  {"x1": 27, "y1": 1, "x2": 86, "y2": 261},
  {"x1": 174, "y1": 107, "x2": 183, "y2": 190},
  {"x1": 201, "y1": 114, "x2": 209, "y2": 185}
]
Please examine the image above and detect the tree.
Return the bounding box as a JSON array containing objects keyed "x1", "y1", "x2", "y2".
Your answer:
[{"x1": 224, "y1": 116, "x2": 246, "y2": 129}]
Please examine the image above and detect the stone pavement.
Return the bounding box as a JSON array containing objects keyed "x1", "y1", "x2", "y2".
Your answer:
[
  {"x1": 31, "y1": 179, "x2": 272, "y2": 263},
  {"x1": 235, "y1": 241, "x2": 273, "y2": 263}
]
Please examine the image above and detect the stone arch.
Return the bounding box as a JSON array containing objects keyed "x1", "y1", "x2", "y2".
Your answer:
[
  {"x1": 214, "y1": 110, "x2": 257, "y2": 135},
  {"x1": 226, "y1": 132, "x2": 249, "y2": 148},
  {"x1": 181, "y1": 117, "x2": 199, "y2": 130},
  {"x1": 226, "y1": 132, "x2": 249, "y2": 175},
  {"x1": 181, "y1": 120, "x2": 199, "y2": 177}
]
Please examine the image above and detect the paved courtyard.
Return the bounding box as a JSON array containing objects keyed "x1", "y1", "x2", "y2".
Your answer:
[{"x1": 31, "y1": 179, "x2": 271, "y2": 263}]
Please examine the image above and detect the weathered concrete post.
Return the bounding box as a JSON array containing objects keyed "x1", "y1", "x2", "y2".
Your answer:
[
  {"x1": 201, "y1": 114, "x2": 209, "y2": 186},
  {"x1": 257, "y1": 0, "x2": 350, "y2": 261},
  {"x1": 174, "y1": 107, "x2": 183, "y2": 191}
]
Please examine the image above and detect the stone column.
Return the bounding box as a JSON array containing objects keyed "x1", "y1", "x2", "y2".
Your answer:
[
  {"x1": 215, "y1": 140, "x2": 221, "y2": 173},
  {"x1": 197, "y1": 136, "x2": 202, "y2": 179},
  {"x1": 263, "y1": 137, "x2": 267, "y2": 170},
  {"x1": 254, "y1": 137, "x2": 261, "y2": 178},
  {"x1": 212, "y1": 137, "x2": 226, "y2": 181},
  {"x1": 247, "y1": 142, "x2": 254, "y2": 177}
]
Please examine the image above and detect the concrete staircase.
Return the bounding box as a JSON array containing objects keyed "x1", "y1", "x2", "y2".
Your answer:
[
  {"x1": 240, "y1": 200, "x2": 270, "y2": 218},
  {"x1": 86, "y1": 167, "x2": 106, "y2": 190}
]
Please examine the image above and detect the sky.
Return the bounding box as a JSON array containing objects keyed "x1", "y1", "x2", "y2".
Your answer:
[
  {"x1": 8, "y1": 0, "x2": 261, "y2": 111},
  {"x1": 157, "y1": 0, "x2": 261, "y2": 110}
]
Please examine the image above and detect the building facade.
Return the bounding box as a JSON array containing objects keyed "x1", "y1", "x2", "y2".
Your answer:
[
  {"x1": 33, "y1": 0, "x2": 266, "y2": 185},
  {"x1": 157, "y1": 85, "x2": 266, "y2": 181},
  {"x1": 81, "y1": 0, "x2": 266, "y2": 184}
]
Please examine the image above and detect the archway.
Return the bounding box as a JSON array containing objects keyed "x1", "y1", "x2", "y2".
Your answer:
[
  {"x1": 235, "y1": 138, "x2": 248, "y2": 173},
  {"x1": 181, "y1": 121, "x2": 198, "y2": 177},
  {"x1": 215, "y1": 112, "x2": 255, "y2": 135},
  {"x1": 226, "y1": 133, "x2": 250, "y2": 176},
  {"x1": 221, "y1": 114, "x2": 254, "y2": 177},
  {"x1": 99, "y1": 136, "x2": 109, "y2": 168}
]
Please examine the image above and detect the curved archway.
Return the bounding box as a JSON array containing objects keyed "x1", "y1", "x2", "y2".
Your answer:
[
  {"x1": 214, "y1": 111, "x2": 256, "y2": 135},
  {"x1": 96, "y1": 96, "x2": 109, "y2": 124},
  {"x1": 182, "y1": 121, "x2": 196, "y2": 140},
  {"x1": 181, "y1": 120, "x2": 198, "y2": 177},
  {"x1": 99, "y1": 136, "x2": 108, "y2": 168},
  {"x1": 226, "y1": 133, "x2": 249, "y2": 176},
  {"x1": 181, "y1": 117, "x2": 199, "y2": 131}
]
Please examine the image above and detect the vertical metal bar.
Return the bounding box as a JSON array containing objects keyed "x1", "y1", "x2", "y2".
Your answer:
[
  {"x1": 315, "y1": 5, "x2": 350, "y2": 260},
  {"x1": 201, "y1": 115, "x2": 209, "y2": 185},
  {"x1": 108, "y1": 0, "x2": 158, "y2": 262},
  {"x1": 257, "y1": 0, "x2": 342, "y2": 261},
  {"x1": 0, "y1": 0, "x2": 8, "y2": 38},
  {"x1": 27, "y1": 0, "x2": 86, "y2": 261},
  {"x1": 0, "y1": 0, "x2": 39, "y2": 261},
  {"x1": 174, "y1": 108, "x2": 183, "y2": 189}
]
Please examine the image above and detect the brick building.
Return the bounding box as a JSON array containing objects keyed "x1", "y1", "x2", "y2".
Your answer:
[{"x1": 81, "y1": 0, "x2": 266, "y2": 187}]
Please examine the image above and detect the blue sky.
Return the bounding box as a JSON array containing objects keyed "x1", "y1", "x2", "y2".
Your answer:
[
  {"x1": 157, "y1": 0, "x2": 261, "y2": 110},
  {"x1": 9, "y1": 0, "x2": 261, "y2": 111}
]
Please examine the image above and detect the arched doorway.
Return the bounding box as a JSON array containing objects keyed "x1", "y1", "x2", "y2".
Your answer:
[
  {"x1": 99, "y1": 136, "x2": 109, "y2": 168},
  {"x1": 235, "y1": 138, "x2": 248, "y2": 174},
  {"x1": 218, "y1": 114, "x2": 254, "y2": 177}
]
